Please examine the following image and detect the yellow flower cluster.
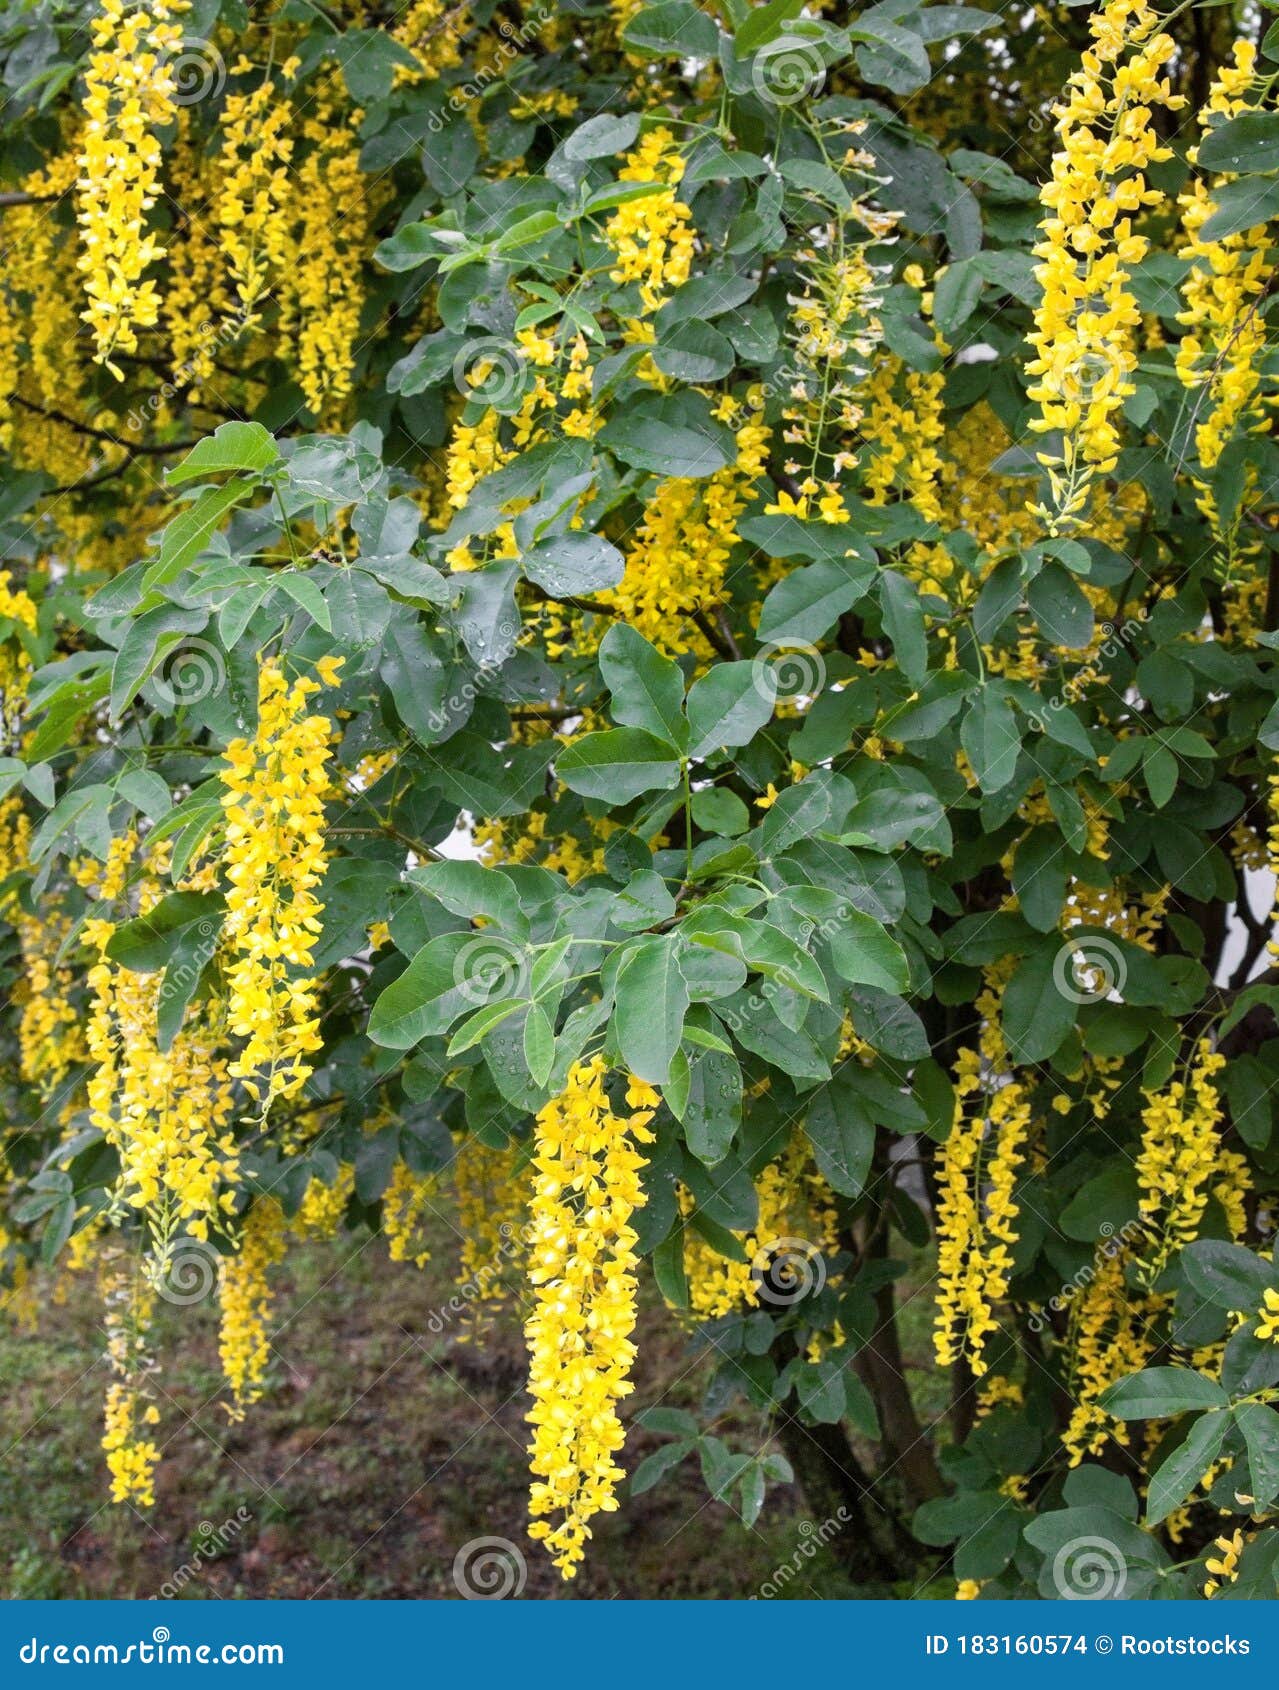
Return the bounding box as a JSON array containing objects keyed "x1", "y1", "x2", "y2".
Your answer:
[
  {"x1": 221, "y1": 656, "x2": 340, "y2": 1111},
  {"x1": 1062, "y1": 1248, "x2": 1162, "y2": 1462},
  {"x1": 933, "y1": 1047, "x2": 1032, "y2": 1377},
  {"x1": 1256, "y1": 1287, "x2": 1279, "y2": 1344},
  {"x1": 218, "y1": 1197, "x2": 286, "y2": 1418},
  {"x1": 608, "y1": 402, "x2": 770, "y2": 654},
  {"x1": 163, "y1": 113, "x2": 230, "y2": 393},
  {"x1": 604, "y1": 129, "x2": 695, "y2": 311},
  {"x1": 1025, "y1": 0, "x2": 1181, "y2": 532},
  {"x1": 453, "y1": 1135, "x2": 529, "y2": 1332},
  {"x1": 524, "y1": 1061, "x2": 657, "y2": 1577},
  {"x1": 292, "y1": 1165, "x2": 355, "y2": 1240},
  {"x1": 1204, "y1": 1530, "x2": 1245, "y2": 1597},
  {"x1": 1175, "y1": 42, "x2": 1270, "y2": 473},
  {"x1": 85, "y1": 918, "x2": 238, "y2": 1236},
  {"x1": 860, "y1": 352, "x2": 946, "y2": 524},
  {"x1": 383, "y1": 1161, "x2": 438, "y2": 1269},
  {"x1": 771, "y1": 187, "x2": 892, "y2": 520},
  {"x1": 217, "y1": 71, "x2": 295, "y2": 326},
  {"x1": 76, "y1": 0, "x2": 187, "y2": 372},
  {"x1": 281, "y1": 98, "x2": 369, "y2": 420},
  {"x1": 101, "y1": 1257, "x2": 161, "y2": 1506},
  {"x1": 679, "y1": 1143, "x2": 836, "y2": 1320},
  {"x1": 2, "y1": 149, "x2": 84, "y2": 434},
  {"x1": 1133, "y1": 1041, "x2": 1225, "y2": 1283},
  {"x1": 393, "y1": 0, "x2": 468, "y2": 80}
]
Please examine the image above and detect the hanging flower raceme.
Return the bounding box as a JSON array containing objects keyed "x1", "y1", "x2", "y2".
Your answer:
[
  {"x1": 218, "y1": 1196, "x2": 286, "y2": 1418},
  {"x1": 1061, "y1": 1246, "x2": 1163, "y2": 1463},
  {"x1": 220, "y1": 655, "x2": 341, "y2": 1112},
  {"x1": 607, "y1": 397, "x2": 770, "y2": 654},
  {"x1": 524, "y1": 1060, "x2": 657, "y2": 1578},
  {"x1": 1025, "y1": 0, "x2": 1181, "y2": 534},
  {"x1": 76, "y1": 0, "x2": 187, "y2": 373},
  {"x1": 1175, "y1": 41, "x2": 1271, "y2": 475},
  {"x1": 100, "y1": 1253, "x2": 161, "y2": 1505},
  {"x1": 281, "y1": 98, "x2": 369, "y2": 422},
  {"x1": 933, "y1": 974, "x2": 1033, "y2": 1378},
  {"x1": 768, "y1": 174, "x2": 893, "y2": 523},
  {"x1": 1133, "y1": 1040, "x2": 1227, "y2": 1283},
  {"x1": 604, "y1": 129, "x2": 695, "y2": 312},
  {"x1": 216, "y1": 62, "x2": 295, "y2": 328}
]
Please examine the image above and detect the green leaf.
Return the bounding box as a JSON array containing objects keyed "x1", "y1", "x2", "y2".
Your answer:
[
  {"x1": 1201, "y1": 174, "x2": 1279, "y2": 243},
  {"x1": 756, "y1": 559, "x2": 873, "y2": 645},
  {"x1": 652, "y1": 320, "x2": 736, "y2": 384},
  {"x1": 685, "y1": 663, "x2": 774, "y2": 758},
  {"x1": 563, "y1": 111, "x2": 642, "y2": 160},
  {"x1": 109, "y1": 605, "x2": 208, "y2": 721},
  {"x1": 369, "y1": 933, "x2": 508, "y2": 1049},
  {"x1": 692, "y1": 786, "x2": 749, "y2": 838},
  {"x1": 622, "y1": 1, "x2": 719, "y2": 57},
  {"x1": 825, "y1": 908, "x2": 910, "y2": 993},
  {"x1": 615, "y1": 935, "x2": 689, "y2": 1085},
  {"x1": 1001, "y1": 943, "x2": 1076, "y2": 1063},
  {"x1": 410, "y1": 860, "x2": 526, "y2": 933},
  {"x1": 143, "y1": 479, "x2": 254, "y2": 588},
  {"x1": 105, "y1": 891, "x2": 224, "y2": 972},
  {"x1": 600, "y1": 395, "x2": 735, "y2": 477},
  {"x1": 1181, "y1": 1240, "x2": 1276, "y2": 1311},
  {"x1": 166, "y1": 421, "x2": 278, "y2": 486},
  {"x1": 932, "y1": 257, "x2": 983, "y2": 335},
  {"x1": 804, "y1": 1080, "x2": 874, "y2": 1197},
  {"x1": 1197, "y1": 110, "x2": 1279, "y2": 175},
  {"x1": 1146, "y1": 1410, "x2": 1229, "y2": 1525},
  {"x1": 630, "y1": 1442, "x2": 694, "y2": 1495},
  {"x1": 599, "y1": 623, "x2": 688, "y2": 749},
  {"x1": 960, "y1": 686, "x2": 1020, "y2": 791},
  {"x1": 1011, "y1": 828, "x2": 1067, "y2": 933},
  {"x1": 735, "y1": 0, "x2": 803, "y2": 53},
  {"x1": 1236, "y1": 1402, "x2": 1279, "y2": 1512},
  {"x1": 651, "y1": 1226, "x2": 690, "y2": 1311},
  {"x1": 853, "y1": 19, "x2": 932, "y2": 94},
  {"x1": 523, "y1": 1003, "x2": 556, "y2": 1087},
  {"x1": 556, "y1": 728, "x2": 682, "y2": 802},
  {"x1": 1028, "y1": 562, "x2": 1094, "y2": 649},
  {"x1": 878, "y1": 568, "x2": 927, "y2": 685},
  {"x1": 26, "y1": 669, "x2": 111, "y2": 762},
  {"x1": 375, "y1": 221, "x2": 452, "y2": 272},
  {"x1": 1100, "y1": 1367, "x2": 1228, "y2": 1421},
  {"x1": 684, "y1": 1044, "x2": 741, "y2": 1164},
  {"x1": 522, "y1": 533, "x2": 624, "y2": 598},
  {"x1": 612, "y1": 869, "x2": 677, "y2": 932}
]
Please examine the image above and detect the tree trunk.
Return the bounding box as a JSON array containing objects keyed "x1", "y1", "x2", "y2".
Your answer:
[{"x1": 775, "y1": 1410, "x2": 921, "y2": 1587}]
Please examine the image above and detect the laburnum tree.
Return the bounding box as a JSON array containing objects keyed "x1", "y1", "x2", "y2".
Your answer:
[{"x1": 1, "y1": 0, "x2": 1279, "y2": 1601}]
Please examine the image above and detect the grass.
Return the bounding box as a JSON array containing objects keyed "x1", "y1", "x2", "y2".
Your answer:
[{"x1": 1, "y1": 1221, "x2": 876, "y2": 1601}]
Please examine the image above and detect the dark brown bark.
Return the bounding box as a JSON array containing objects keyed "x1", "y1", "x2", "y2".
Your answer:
[
  {"x1": 851, "y1": 1195, "x2": 943, "y2": 1507},
  {"x1": 775, "y1": 1410, "x2": 921, "y2": 1587}
]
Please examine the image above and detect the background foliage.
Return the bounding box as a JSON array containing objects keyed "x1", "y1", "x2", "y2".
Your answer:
[{"x1": 1, "y1": 0, "x2": 1279, "y2": 1601}]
